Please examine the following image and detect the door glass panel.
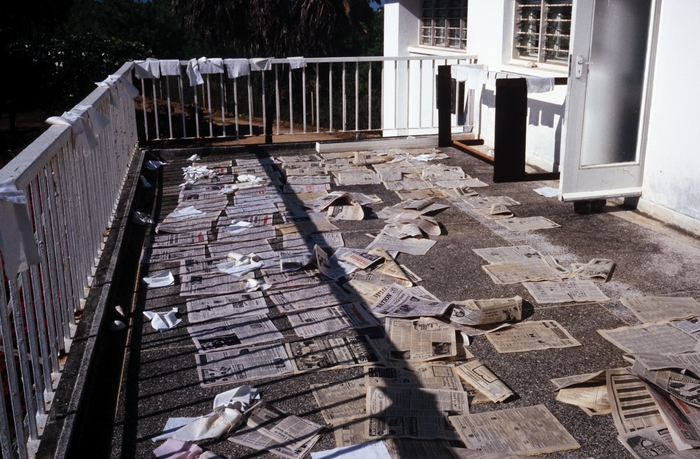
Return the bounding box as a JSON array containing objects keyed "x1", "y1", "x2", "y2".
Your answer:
[{"x1": 580, "y1": 0, "x2": 652, "y2": 166}]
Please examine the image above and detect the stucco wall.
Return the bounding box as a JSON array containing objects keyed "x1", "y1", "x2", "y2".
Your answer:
[{"x1": 642, "y1": 0, "x2": 700, "y2": 222}]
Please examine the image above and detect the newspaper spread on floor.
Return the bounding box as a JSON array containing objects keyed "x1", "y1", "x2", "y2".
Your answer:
[
  {"x1": 621, "y1": 296, "x2": 700, "y2": 323},
  {"x1": 364, "y1": 363, "x2": 464, "y2": 391},
  {"x1": 486, "y1": 320, "x2": 581, "y2": 353},
  {"x1": 366, "y1": 386, "x2": 469, "y2": 440},
  {"x1": 449, "y1": 296, "x2": 522, "y2": 325},
  {"x1": 386, "y1": 317, "x2": 457, "y2": 362},
  {"x1": 195, "y1": 343, "x2": 294, "y2": 387},
  {"x1": 454, "y1": 359, "x2": 514, "y2": 402},
  {"x1": 187, "y1": 315, "x2": 284, "y2": 352},
  {"x1": 607, "y1": 367, "x2": 665, "y2": 434},
  {"x1": 599, "y1": 322, "x2": 699, "y2": 354},
  {"x1": 449, "y1": 404, "x2": 580, "y2": 455},
  {"x1": 285, "y1": 331, "x2": 385, "y2": 373},
  {"x1": 310, "y1": 378, "x2": 367, "y2": 425},
  {"x1": 523, "y1": 280, "x2": 610, "y2": 304}
]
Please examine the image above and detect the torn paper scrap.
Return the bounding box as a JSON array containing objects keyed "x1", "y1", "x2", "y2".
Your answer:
[
  {"x1": 310, "y1": 440, "x2": 391, "y2": 459},
  {"x1": 153, "y1": 439, "x2": 202, "y2": 459},
  {"x1": 142, "y1": 271, "x2": 175, "y2": 287},
  {"x1": 213, "y1": 385, "x2": 260, "y2": 411},
  {"x1": 534, "y1": 186, "x2": 559, "y2": 198},
  {"x1": 171, "y1": 407, "x2": 243, "y2": 441},
  {"x1": 144, "y1": 308, "x2": 181, "y2": 331},
  {"x1": 152, "y1": 417, "x2": 199, "y2": 442}
]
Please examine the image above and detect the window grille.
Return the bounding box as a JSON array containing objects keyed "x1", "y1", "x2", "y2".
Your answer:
[
  {"x1": 514, "y1": 0, "x2": 571, "y2": 64},
  {"x1": 421, "y1": 0, "x2": 468, "y2": 50}
]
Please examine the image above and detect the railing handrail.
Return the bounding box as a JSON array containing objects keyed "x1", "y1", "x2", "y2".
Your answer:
[{"x1": 169, "y1": 55, "x2": 479, "y2": 65}]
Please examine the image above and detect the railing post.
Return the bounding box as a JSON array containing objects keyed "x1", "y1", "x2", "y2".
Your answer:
[{"x1": 437, "y1": 65, "x2": 452, "y2": 147}]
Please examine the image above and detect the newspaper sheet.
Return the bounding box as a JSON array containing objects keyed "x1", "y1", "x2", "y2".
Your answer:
[
  {"x1": 473, "y1": 204, "x2": 513, "y2": 220},
  {"x1": 449, "y1": 296, "x2": 522, "y2": 326},
  {"x1": 155, "y1": 211, "x2": 221, "y2": 234},
  {"x1": 366, "y1": 232, "x2": 437, "y2": 256},
  {"x1": 195, "y1": 343, "x2": 293, "y2": 387},
  {"x1": 340, "y1": 250, "x2": 384, "y2": 269},
  {"x1": 383, "y1": 438, "x2": 454, "y2": 459},
  {"x1": 472, "y1": 246, "x2": 543, "y2": 264},
  {"x1": 556, "y1": 385, "x2": 610, "y2": 413},
  {"x1": 621, "y1": 296, "x2": 700, "y2": 324},
  {"x1": 644, "y1": 382, "x2": 700, "y2": 450},
  {"x1": 180, "y1": 258, "x2": 222, "y2": 276},
  {"x1": 572, "y1": 258, "x2": 615, "y2": 282},
  {"x1": 387, "y1": 317, "x2": 457, "y2": 362},
  {"x1": 444, "y1": 187, "x2": 479, "y2": 198},
  {"x1": 523, "y1": 280, "x2": 610, "y2": 304},
  {"x1": 228, "y1": 420, "x2": 320, "y2": 459},
  {"x1": 383, "y1": 180, "x2": 435, "y2": 191},
  {"x1": 607, "y1": 368, "x2": 665, "y2": 434},
  {"x1": 246, "y1": 403, "x2": 325, "y2": 452},
  {"x1": 146, "y1": 231, "x2": 208, "y2": 248},
  {"x1": 370, "y1": 283, "x2": 451, "y2": 318},
  {"x1": 216, "y1": 221, "x2": 277, "y2": 243},
  {"x1": 618, "y1": 424, "x2": 700, "y2": 459},
  {"x1": 286, "y1": 331, "x2": 384, "y2": 373},
  {"x1": 435, "y1": 177, "x2": 488, "y2": 188},
  {"x1": 550, "y1": 370, "x2": 607, "y2": 390},
  {"x1": 279, "y1": 209, "x2": 327, "y2": 224},
  {"x1": 233, "y1": 191, "x2": 284, "y2": 206},
  {"x1": 187, "y1": 314, "x2": 284, "y2": 352},
  {"x1": 311, "y1": 378, "x2": 366, "y2": 425},
  {"x1": 629, "y1": 352, "x2": 700, "y2": 377},
  {"x1": 140, "y1": 245, "x2": 207, "y2": 264},
  {"x1": 347, "y1": 270, "x2": 407, "y2": 289},
  {"x1": 421, "y1": 164, "x2": 465, "y2": 181},
  {"x1": 366, "y1": 386, "x2": 469, "y2": 441},
  {"x1": 395, "y1": 189, "x2": 449, "y2": 200},
  {"x1": 449, "y1": 405, "x2": 580, "y2": 455},
  {"x1": 284, "y1": 166, "x2": 326, "y2": 176},
  {"x1": 335, "y1": 170, "x2": 382, "y2": 186},
  {"x1": 268, "y1": 282, "x2": 350, "y2": 313},
  {"x1": 186, "y1": 291, "x2": 268, "y2": 323},
  {"x1": 286, "y1": 175, "x2": 332, "y2": 185},
  {"x1": 455, "y1": 359, "x2": 514, "y2": 402},
  {"x1": 486, "y1": 320, "x2": 581, "y2": 353},
  {"x1": 261, "y1": 269, "x2": 327, "y2": 290},
  {"x1": 286, "y1": 302, "x2": 379, "y2": 338},
  {"x1": 481, "y1": 259, "x2": 562, "y2": 284},
  {"x1": 598, "y1": 322, "x2": 698, "y2": 355},
  {"x1": 226, "y1": 200, "x2": 280, "y2": 218},
  {"x1": 333, "y1": 421, "x2": 367, "y2": 448},
  {"x1": 342, "y1": 279, "x2": 391, "y2": 306},
  {"x1": 283, "y1": 183, "x2": 330, "y2": 193},
  {"x1": 462, "y1": 196, "x2": 521, "y2": 209},
  {"x1": 494, "y1": 216, "x2": 561, "y2": 232},
  {"x1": 180, "y1": 272, "x2": 252, "y2": 296},
  {"x1": 632, "y1": 360, "x2": 700, "y2": 408},
  {"x1": 282, "y1": 232, "x2": 344, "y2": 249},
  {"x1": 364, "y1": 364, "x2": 464, "y2": 391}
]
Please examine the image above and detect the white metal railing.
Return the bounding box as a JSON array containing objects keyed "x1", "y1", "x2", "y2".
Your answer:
[
  {"x1": 0, "y1": 62, "x2": 138, "y2": 458},
  {"x1": 135, "y1": 55, "x2": 478, "y2": 141}
]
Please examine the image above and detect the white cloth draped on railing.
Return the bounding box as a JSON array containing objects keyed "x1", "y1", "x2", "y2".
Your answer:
[
  {"x1": 0, "y1": 179, "x2": 40, "y2": 277},
  {"x1": 451, "y1": 65, "x2": 555, "y2": 94}
]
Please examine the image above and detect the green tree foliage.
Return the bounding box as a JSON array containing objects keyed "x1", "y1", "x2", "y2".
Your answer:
[{"x1": 174, "y1": 0, "x2": 380, "y2": 57}]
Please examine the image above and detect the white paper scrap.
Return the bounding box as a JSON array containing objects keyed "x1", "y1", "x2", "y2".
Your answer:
[
  {"x1": 213, "y1": 385, "x2": 260, "y2": 411},
  {"x1": 142, "y1": 271, "x2": 175, "y2": 287},
  {"x1": 311, "y1": 441, "x2": 391, "y2": 459},
  {"x1": 152, "y1": 418, "x2": 199, "y2": 442},
  {"x1": 144, "y1": 308, "x2": 181, "y2": 331},
  {"x1": 534, "y1": 187, "x2": 559, "y2": 198},
  {"x1": 153, "y1": 439, "x2": 202, "y2": 459}
]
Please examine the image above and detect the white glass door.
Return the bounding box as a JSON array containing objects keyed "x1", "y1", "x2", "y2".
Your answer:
[{"x1": 560, "y1": 0, "x2": 658, "y2": 201}]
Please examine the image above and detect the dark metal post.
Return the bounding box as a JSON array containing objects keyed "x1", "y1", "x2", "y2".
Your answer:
[{"x1": 437, "y1": 65, "x2": 452, "y2": 147}]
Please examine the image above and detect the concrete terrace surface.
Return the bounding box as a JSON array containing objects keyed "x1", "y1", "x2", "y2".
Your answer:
[{"x1": 108, "y1": 142, "x2": 700, "y2": 459}]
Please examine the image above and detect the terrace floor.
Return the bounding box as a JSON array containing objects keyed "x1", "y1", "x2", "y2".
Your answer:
[{"x1": 77, "y1": 141, "x2": 700, "y2": 458}]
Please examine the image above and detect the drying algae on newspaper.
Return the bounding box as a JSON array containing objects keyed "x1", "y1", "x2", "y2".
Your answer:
[{"x1": 133, "y1": 146, "x2": 700, "y2": 459}]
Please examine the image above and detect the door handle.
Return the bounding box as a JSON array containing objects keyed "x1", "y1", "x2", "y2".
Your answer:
[{"x1": 575, "y1": 55, "x2": 590, "y2": 79}]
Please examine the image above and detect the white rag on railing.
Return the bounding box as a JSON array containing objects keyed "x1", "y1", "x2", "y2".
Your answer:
[
  {"x1": 0, "y1": 179, "x2": 40, "y2": 277},
  {"x1": 249, "y1": 58, "x2": 272, "y2": 72},
  {"x1": 96, "y1": 73, "x2": 140, "y2": 106},
  {"x1": 198, "y1": 57, "x2": 224, "y2": 74},
  {"x1": 287, "y1": 56, "x2": 307, "y2": 69},
  {"x1": 134, "y1": 58, "x2": 161, "y2": 79},
  {"x1": 224, "y1": 58, "x2": 250, "y2": 78},
  {"x1": 451, "y1": 65, "x2": 556, "y2": 94},
  {"x1": 45, "y1": 105, "x2": 110, "y2": 152},
  {"x1": 186, "y1": 58, "x2": 203, "y2": 86},
  {"x1": 159, "y1": 59, "x2": 181, "y2": 77}
]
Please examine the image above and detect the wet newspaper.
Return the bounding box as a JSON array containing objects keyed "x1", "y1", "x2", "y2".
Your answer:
[
  {"x1": 449, "y1": 296, "x2": 522, "y2": 326},
  {"x1": 598, "y1": 322, "x2": 698, "y2": 355},
  {"x1": 366, "y1": 386, "x2": 469, "y2": 441},
  {"x1": 485, "y1": 320, "x2": 581, "y2": 353},
  {"x1": 310, "y1": 378, "x2": 366, "y2": 425},
  {"x1": 185, "y1": 291, "x2": 268, "y2": 323},
  {"x1": 387, "y1": 317, "x2": 457, "y2": 362},
  {"x1": 449, "y1": 405, "x2": 580, "y2": 455},
  {"x1": 285, "y1": 332, "x2": 384, "y2": 374},
  {"x1": 472, "y1": 245, "x2": 542, "y2": 263},
  {"x1": 607, "y1": 368, "x2": 665, "y2": 434},
  {"x1": 366, "y1": 232, "x2": 437, "y2": 256},
  {"x1": 523, "y1": 280, "x2": 610, "y2": 304},
  {"x1": 621, "y1": 296, "x2": 700, "y2": 324},
  {"x1": 364, "y1": 363, "x2": 464, "y2": 391},
  {"x1": 246, "y1": 403, "x2": 325, "y2": 452},
  {"x1": 195, "y1": 343, "x2": 293, "y2": 387},
  {"x1": 187, "y1": 314, "x2": 284, "y2": 352},
  {"x1": 494, "y1": 216, "x2": 561, "y2": 232},
  {"x1": 572, "y1": 258, "x2": 615, "y2": 282},
  {"x1": 481, "y1": 259, "x2": 562, "y2": 284},
  {"x1": 454, "y1": 359, "x2": 514, "y2": 402},
  {"x1": 286, "y1": 302, "x2": 379, "y2": 339},
  {"x1": 370, "y1": 284, "x2": 451, "y2": 318}
]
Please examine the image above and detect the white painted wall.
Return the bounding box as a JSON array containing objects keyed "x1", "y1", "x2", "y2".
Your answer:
[{"x1": 641, "y1": 0, "x2": 700, "y2": 225}]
